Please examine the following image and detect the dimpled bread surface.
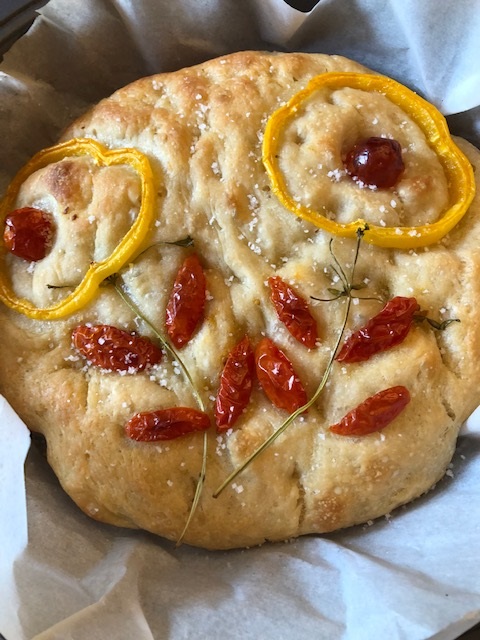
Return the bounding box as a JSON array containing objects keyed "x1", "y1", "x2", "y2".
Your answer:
[{"x1": 1, "y1": 51, "x2": 480, "y2": 549}]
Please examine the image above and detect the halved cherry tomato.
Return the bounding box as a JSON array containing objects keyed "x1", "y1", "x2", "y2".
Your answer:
[
  {"x1": 268, "y1": 276, "x2": 318, "y2": 348},
  {"x1": 330, "y1": 385, "x2": 410, "y2": 436},
  {"x1": 126, "y1": 407, "x2": 210, "y2": 441},
  {"x1": 215, "y1": 336, "x2": 255, "y2": 431},
  {"x1": 166, "y1": 253, "x2": 206, "y2": 348},
  {"x1": 4, "y1": 207, "x2": 54, "y2": 261},
  {"x1": 72, "y1": 324, "x2": 162, "y2": 372},
  {"x1": 336, "y1": 296, "x2": 420, "y2": 363},
  {"x1": 255, "y1": 337, "x2": 307, "y2": 413}
]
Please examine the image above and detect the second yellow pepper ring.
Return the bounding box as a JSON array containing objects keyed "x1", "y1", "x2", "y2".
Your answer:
[
  {"x1": 262, "y1": 72, "x2": 476, "y2": 250},
  {"x1": 0, "y1": 138, "x2": 156, "y2": 320}
]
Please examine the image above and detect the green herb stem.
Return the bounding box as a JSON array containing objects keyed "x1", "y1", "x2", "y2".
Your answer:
[
  {"x1": 212, "y1": 294, "x2": 352, "y2": 498},
  {"x1": 111, "y1": 274, "x2": 207, "y2": 547},
  {"x1": 175, "y1": 429, "x2": 208, "y2": 547},
  {"x1": 213, "y1": 228, "x2": 365, "y2": 499},
  {"x1": 111, "y1": 276, "x2": 205, "y2": 412}
]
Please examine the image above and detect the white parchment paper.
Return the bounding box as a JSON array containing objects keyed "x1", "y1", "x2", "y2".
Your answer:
[{"x1": 1, "y1": 1, "x2": 480, "y2": 638}]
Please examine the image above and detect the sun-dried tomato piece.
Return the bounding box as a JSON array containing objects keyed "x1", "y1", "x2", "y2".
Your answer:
[
  {"x1": 330, "y1": 385, "x2": 410, "y2": 436},
  {"x1": 336, "y1": 296, "x2": 420, "y2": 364},
  {"x1": 126, "y1": 406, "x2": 210, "y2": 441},
  {"x1": 3, "y1": 207, "x2": 54, "y2": 261},
  {"x1": 215, "y1": 336, "x2": 255, "y2": 431},
  {"x1": 166, "y1": 253, "x2": 206, "y2": 349},
  {"x1": 255, "y1": 337, "x2": 307, "y2": 413},
  {"x1": 72, "y1": 324, "x2": 162, "y2": 372},
  {"x1": 268, "y1": 276, "x2": 318, "y2": 348}
]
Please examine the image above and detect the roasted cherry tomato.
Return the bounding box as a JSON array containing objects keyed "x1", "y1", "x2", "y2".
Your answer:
[
  {"x1": 344, "y1": 137, "x2": 405, "y2": 188},
  {"x1": 336, "y1": 296, "x2": 420, "y2": 364},
  {"x1": 268, "y1": 276, "x2": 318, "y2": 348},
  {"x1": 166, "y1": 253, "x2": 206, "y2": 349},
  {"x1": 255, "y1": 337, "x2": 307, "y2": 413},
  {"x1": 72, "y1": 324, "x2": 163, "y2": 372},
  {"x1": 330, "y1": 385, "x2": 410, "y2": 436},
  {"x1": 126, "y1": 407, "x2": 210, "y2": 441},
  {"x1": 215, "y1": 336, "x2": 255, "y2": 431},
  {"x1": 3, "y1": 206, "x2": 54, "y2": 261}
]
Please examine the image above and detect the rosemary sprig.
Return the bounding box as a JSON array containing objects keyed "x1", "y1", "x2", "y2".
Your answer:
[
  {"x1": 131, "y1": 236, "x2": 195, "y2": 264},
  {"x1": 167, "y1": 236, "x2": 195, "y2": 248},
  {"x1": 414, "y1": 312, "x2": 460, "y2": 331},
  {"x1": 108, "y1": 273, "x2": 205, "y2": 412},
  {"x1": 310, "y1": 229, "x2": 381, "y2": 304},
  {"x1": 46, "y1": 283, "x2": 73, "y2": 290},
  {"x1": 48, "y1": 237, "x2": 207, "y2": 545},
  {"x1": 176, "y1": 429, "x2": 208, "y2": 548},
  {"x1": 106, "y1": 271, "x2": 207, "y2": 547},
  {"x1": 213, "y1": 226, "x2": 367, "y2": 498}
]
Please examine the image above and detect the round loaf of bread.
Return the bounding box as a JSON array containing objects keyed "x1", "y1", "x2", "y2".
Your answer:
[{"x1": 1, "y1": 51, "x2": 479, "y2": 549}]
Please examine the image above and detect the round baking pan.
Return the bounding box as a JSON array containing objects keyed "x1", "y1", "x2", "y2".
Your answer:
[{"x1": 0, "y1": 0, "x2": 48, "y2": 58}]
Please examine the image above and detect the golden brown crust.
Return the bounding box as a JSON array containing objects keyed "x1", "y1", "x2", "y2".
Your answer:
[{"x1": 1, "y1": 51, "x2": 480, "y2": 549}]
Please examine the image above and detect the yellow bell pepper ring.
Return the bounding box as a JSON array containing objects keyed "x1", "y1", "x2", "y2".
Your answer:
[
  {"x1": 0, "y1": 138, "x2": 156, "y2": 320},
  {"x1": 262, "y1": 72, "x2": 476, "y2": 249}
]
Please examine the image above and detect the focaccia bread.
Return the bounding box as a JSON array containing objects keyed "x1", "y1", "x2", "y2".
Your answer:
[{"x1": 1, "y1": 51, "x2": 479, "y2": 549}]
